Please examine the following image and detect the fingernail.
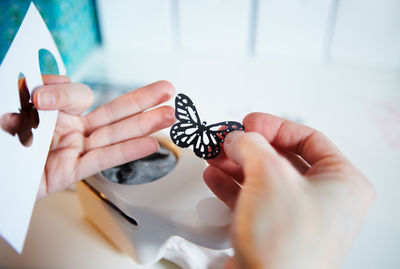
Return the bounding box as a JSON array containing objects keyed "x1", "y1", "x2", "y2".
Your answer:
[
  {"x1": 225, "y1": 131, "x2": 243, "y2": 144},
  {"x1": 38, "y1": 90, "x2": 56, "y2": 107}
]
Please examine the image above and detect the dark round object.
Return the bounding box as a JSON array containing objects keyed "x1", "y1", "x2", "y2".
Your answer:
[{"x1": 101, "y1": 145, "x2": 177, "y2": 185}]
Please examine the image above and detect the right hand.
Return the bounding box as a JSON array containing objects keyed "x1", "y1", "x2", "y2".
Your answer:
[{"x1": 204, "y1": 112, "x2": 375, "y2": 269}]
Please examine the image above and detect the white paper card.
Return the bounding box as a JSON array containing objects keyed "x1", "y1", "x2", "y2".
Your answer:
[{"x1": 0, "y1": 2, "x2": 66, "y2": 253}]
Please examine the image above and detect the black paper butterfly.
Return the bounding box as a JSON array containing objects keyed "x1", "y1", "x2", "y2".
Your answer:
[{"x1": 170, "y1": 93, "x2": 244, "y2": 159}]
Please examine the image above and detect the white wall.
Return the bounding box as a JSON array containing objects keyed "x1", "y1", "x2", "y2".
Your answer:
[
  {"x1": 96, "y1": 0, "x2": 400, "y2": 68},
  {"x1": 330, "y1": 0, "x2": 400, "y2": 69}
]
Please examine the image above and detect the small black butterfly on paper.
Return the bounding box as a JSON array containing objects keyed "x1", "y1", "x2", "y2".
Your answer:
[{"x1": 170, "y1": 93, "x2": 244, "y2": 159}]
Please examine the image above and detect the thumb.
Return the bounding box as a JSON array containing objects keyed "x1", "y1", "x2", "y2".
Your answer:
[
  {"x1": 32, "y1": 83, "x2": 93, "y2": 115},
  {"x1": 223, "y1": 131, "x2": 298, "y2": 187}
]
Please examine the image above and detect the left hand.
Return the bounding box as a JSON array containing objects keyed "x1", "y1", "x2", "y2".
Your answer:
[{"x1": 1, "y1": 75, "x2": 175, "y2": 199}]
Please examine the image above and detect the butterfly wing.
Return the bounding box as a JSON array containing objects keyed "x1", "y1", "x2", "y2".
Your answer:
[
  {"x1": 174, "y1": 93, "x2": 201, "y2": 124},
  {"x1": 170, "y1": 94, "x2": 202, "y2": 148},
  {"x1": 192, "y1": 121, "x2": 244, "y2": 159},
  {"x1": 170, "y1": 93, "x2": 244, "y2": 159},
  {"x1": 170, "y1": 121, "x2": 201, "y2": 148}
]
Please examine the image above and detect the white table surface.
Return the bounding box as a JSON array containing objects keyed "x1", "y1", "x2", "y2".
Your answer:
[
  {"x1": 0, "y1": 190, "x2": 179, "y2": 269},
  {"x1": 1, "y1": 49, "x2": 399, "y2": 268}
]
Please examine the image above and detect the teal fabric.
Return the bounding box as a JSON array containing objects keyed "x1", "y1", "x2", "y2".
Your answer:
[{"x1": 0, "y1": 0, "x2": 100, "y2": 75}]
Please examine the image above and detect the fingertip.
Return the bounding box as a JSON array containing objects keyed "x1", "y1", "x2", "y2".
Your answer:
[
  {"x1": 153, "y1": 80, "x2": 175, "y2": 101},
  {"x1": 225, "y1": 132, "x2": 299, "y2": 188},
  {"x1": 31, "y1": 86, "x2": 42, "y2": 107},
  {"x1": 224, "y1": 131, "x2": 274, "y2": 168},
  {"x1": 225, "y1": 131, "x2": 244, "y2": 145},
  {"x1": 202, "y1": 166, "x2": 217, "y2": 195},
  {"x1": 29, "y1": 76, "x2": 72, "y2": 107},
  {"x1": 162, "y1": 105, "x2": 176, "y2": 123},
  {"x1": 203, "y1": 165, "x2": 219, "y2": 184},
  {"x1": 202, "y1": 165, "x2": 240, "y2": 209},
  {"x1": 202, "y1": 165, "x2": 213, "y2": 183},
  {"x1": 203, "y1": 165, "x2": 229, "y2": 186},
  {"x1": 202, "y1": 167, "x2": 218, "y2": 194},
  {"x1": 224, "y1": 132, "x2": 267, "y2": 161},
  {"x1": 78, "y1": 83, "x2": 94, "y2": 107},
  {"x1": 33, "y1": 88, "x2": 58, "y2": 110},
  {"x1": 203, "y1": 164, "x2": 220, "y2": 179},
  {"x1": 242, "y1": 112, "x2": 262, "y2": 125},
  {"x1": 207, "y1": 149, "x2": 245, "y2": 184},
  {"x1": 242, "y1": 112, "x2": 269, "y2": 129},
  {"x1": 31, "y1": 90, "x2": 38, "y2": 107},
  {"x1": 148, "y1": 136, "x2": 160, "y2": 153},
  {"x1": 156, "y1": 80, "x2": 175, "y2": 92},
  {"x1": 34, "y1": 83, "x2": 94, "y2": 114}
]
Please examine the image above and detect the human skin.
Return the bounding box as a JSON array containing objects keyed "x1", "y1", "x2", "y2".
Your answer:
[
  {"x1": 0, "y1": 75, "x2": 176, "y2": 199},
  {"x1": 204, "y1": 113, "x2": 375, "y2": 269}
]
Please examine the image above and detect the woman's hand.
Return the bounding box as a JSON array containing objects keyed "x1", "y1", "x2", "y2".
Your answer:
[
  {"x1": 1, "y1": 75, "x2": 175, "y2": 199},
  {"x1": 204, "y1": 112, "x2": 375, "y2": 269}
]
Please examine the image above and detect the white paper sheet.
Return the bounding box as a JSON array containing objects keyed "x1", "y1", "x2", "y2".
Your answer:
[{"x1": 0, "y1": 2, "x2": 66, "y2": 253}]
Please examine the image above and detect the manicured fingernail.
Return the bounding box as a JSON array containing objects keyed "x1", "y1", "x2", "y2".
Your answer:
[
  {"x1": 225, "y1": 131, "x2": 243, "y2": 144},
  {"x1": 38, "y1": 90, "x2": 56, "y2": 107}
]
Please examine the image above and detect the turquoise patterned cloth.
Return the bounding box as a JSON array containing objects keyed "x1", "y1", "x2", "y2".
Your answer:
[{"x1": 0, "y1": 0, "x2": 100, "y2": 75}]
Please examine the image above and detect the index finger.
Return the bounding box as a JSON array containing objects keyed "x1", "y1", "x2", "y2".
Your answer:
[{"x1": 243, "y1": 112, "x2": 346, "y2": 166}]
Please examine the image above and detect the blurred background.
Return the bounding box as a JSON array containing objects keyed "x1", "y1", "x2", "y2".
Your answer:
[
  {"x1": 2, "y1": 0, "x2": 400, "y2": 73},
  {"x1": 0, "y1": 0, "x2": 399, "y2": 268}
]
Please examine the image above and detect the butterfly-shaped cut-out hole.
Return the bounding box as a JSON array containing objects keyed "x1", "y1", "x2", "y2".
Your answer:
[
  {"x1": 0, "y1": 75, "x2": 39, "y2": 147},
  {"x1": 170, "y1": 93, "x2": 244, "y2": 159}
]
